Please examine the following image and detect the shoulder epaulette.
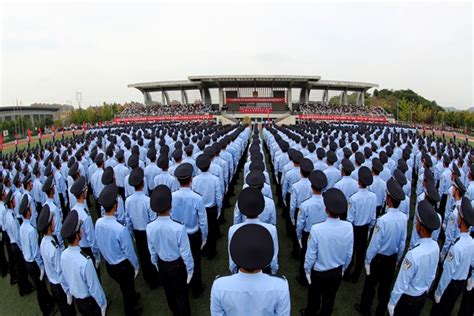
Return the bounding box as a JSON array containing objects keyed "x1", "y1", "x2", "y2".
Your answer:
[
  {"x1": 51, "y1": 239, "x2": 58, "y2": 248},
  {"x1": 193, "y1": 190, "x2": 202, "y2": 197},
  {"x1": 172, "y1": 219, "x2": 184, "y2": 225},
  {"x1": 409, "y1": 243, "x2": 420, "y2": 251},
  {"x1": 80, "y1": 250, "x2": 90, "y2": 259}
]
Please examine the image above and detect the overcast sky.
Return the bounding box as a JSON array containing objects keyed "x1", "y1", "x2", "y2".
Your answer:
[{"x1": 1, "y1": 1, "x2": 472, "y2": 108}]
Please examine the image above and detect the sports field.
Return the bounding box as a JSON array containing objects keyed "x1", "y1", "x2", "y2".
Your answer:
[{"x1": 0, "y1": 135, "x2": 463, "y2": 316}]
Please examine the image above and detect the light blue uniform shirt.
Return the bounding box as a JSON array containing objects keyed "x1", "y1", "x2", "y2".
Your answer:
[
  {"x1": 347, "y1": 188, "x2": 377, "y2": 228},
  {"x1": 304, "y1": 218, "x2": 353, "y2": 273},
  {"x1": 192, "y1": 172, "x2": 223, "y2": 212},
  {"x1": 439, "y1": 168, "x2": 451, "y2": 195},
  {"x1": 296, "y1": 194, "x2": 326, "y2": 240},
  {"x1": 389, "y1": 238, "x2": 440, "y2": 306},
  {"x1": 436, "y1": 232, "x2": 474, "y2": 298},
  {"x1": 40, "y1": 235, "x2": 68, "y2": 292},
  {"x1": 154, "y1": 171, "x2": 179, "y2": 192},
  {"x1": 19, "y1": 219, "x2": 43, "y2": 268},
  {"x1": 171, "y1": 187, "x2": 208, "y2": 241},
  {"x1": 369, "y1": 175, "x2": 387, "y2": 207},
  {"x1": 366, "y1": 208, "x2": 407, "y2": 265},
  {"x1": 290, "y1": 178, "x2": 312, "y2": 222},
  {"x1": 60, "y1": 246, "x2": 107, "y2": 309},
  {"x1": 334, "y1": 176, "x2": 358, "y2": 202},
  {"x1": 228, "y1": 218, "x2": 279, "y2": 275},
  {"x1": 4, "y1": 208, "x2": 21, "y2": 246},
  {"x1": 95, "y1": 215, "x2": 138, "y2": 270},
  {"x1": 441, "y1": 201, "x2": 461, "y2": 259},
  {"x1": 145, "y1": 216, "x2": 194, "y2": 273},
  {"x1": 45, "y1": 198, "x2": 64, "y2": 248},
  {"x1": 233, "y1": 196, "x2": 277, "y2": 226},
  {"x1": 409, "y1": 210, "x2": 441, "y2": 249},
  {"x1": 73, "y1": 202, "x2": 100, "y2": 260},
  {"x1": 144, "y1": 163, "x2": 160, "y2": 191},
  {"x1": 211, "y1": 271, "x2": 290, "y2": 316},
  {"x1": 242, "y1": 183, "x2": 273, "y2": 200},
  {"x1": 125, "y1": 191, "x2": 156, "y2": 231},
  {"x1": 323, "y1": 166, "x2": 341, "y2": 189},
  {"x1": 91, "y1": 168, "x2": 104, "y2": 199},
  {"x1": 313, "y1": 160, "x2": 328, "y2": 172},
  {"x1": 282, "y1": 167, "x2": 301, "y2": 200},
  {"x1": 113, "y1": 163, "x2": 129, "y2": 188}
]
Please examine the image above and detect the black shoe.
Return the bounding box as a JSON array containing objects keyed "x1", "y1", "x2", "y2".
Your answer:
[
  {"x1": 299, "y1": 308, "x2": 306, "y2": 316},
  {"x1": 342, "y1": 272, "x2": 351, "y2": 281},
  {"x1": 20, "y1": 286, "x2": 35, "y2": 297},
  {"x1": 10, "y1": 278, "x2": 17, "y2": 285},
  {"x1": 133, "y1": 307, "x2": 143, "y2": 316},
  {"x1": 350, "y1": 275, "x2": 359, "y2": 283},
  {"x1": 192, "y1": 285, "x2": 206, "y2": 298},
  {"x1": 207, "y1": 251, "x2": 217, "y2": 260}
]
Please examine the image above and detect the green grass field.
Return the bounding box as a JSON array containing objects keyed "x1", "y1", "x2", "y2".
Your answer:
[{"x1": 0, "y1": 140, "x2": 464, "y2": 315}]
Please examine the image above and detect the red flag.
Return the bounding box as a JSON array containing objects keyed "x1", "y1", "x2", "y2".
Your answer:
[
  {"x1": 38, "y1": 128, "x2": 43, "y2": 139},
  {"x1": 0, "y1": 133, "x2": 3, "y2": 151},
  {"x1": 98, "y1": 121, "x2": 102, "y2": 128},
  {"x1": 14, "y1": 131, "x2": 18, "y2": 145},
  {"x1": 27, "y1": 128, "x2": 32, "y2": 143},
  {"x1": 82, "y1": 122, "x2": 87, "y2": 131}
]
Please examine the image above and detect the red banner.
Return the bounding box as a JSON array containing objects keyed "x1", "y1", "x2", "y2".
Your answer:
[
  {"x1": 27, "y1": 128, "x2": 32, "y2": 143},
  {"x1": 226, "y1": 97, "x2": 286, "y2": 103},
  {"x1": 0, "y1": 133, "x2": 3, "y2": 151},
  {"x1": 240, "y1": 107, "x2": 273, "y2": 114},
  {"x1": 113, "y1": 115, "x2": 214, "y2": 124},
  {"x1": 298, "y1": 114, "x2": 388, "y2": 123}
]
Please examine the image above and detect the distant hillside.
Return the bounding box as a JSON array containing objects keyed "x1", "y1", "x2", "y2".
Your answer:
[{"x1": 443, "y1": 107, "x2": 458, "y2": 112}]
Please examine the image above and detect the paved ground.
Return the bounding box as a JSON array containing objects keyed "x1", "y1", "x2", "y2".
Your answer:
[{"x1": 0, "y1": 133, "x2": 464, "y2": 315}]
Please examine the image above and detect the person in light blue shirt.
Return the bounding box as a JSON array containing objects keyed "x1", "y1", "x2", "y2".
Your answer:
[
  {"x1": 96, "y1": 184, "x2": 141, "y2": 316},
  {"x1": 144, "y1": 148, "x2": 160, "y2": 193},
  {"x1": 229, "y1": 188, "x2": 279, "y2": 275},
  {"x1": 42, "y1": 175, "x2": 64, "y2": 248},
  {"x1": 171, "y1": 163, "x2": 207, "y2": 298},
  {"x1": 323, "y1": 151, "x2": 341, "y2": 189},
  {"x1": 125, "y1": 167, "x2": 159, "y2": 289},
  {"x1": 22, "y1": 174, "x2": 37, "y2": 228},
  {"x1": 296, "y1": 170, "x2": 327, "y2": 285},
  {"x1": 290, "y1": 158, "x2": 313, "y2": 226},
  {"x1": 154, "y1": 155, "x2": 179, "y2": 192},
  {"x1": 345, "y1": 166, "x2": 377, "y2": 283},
  {"x1": 356, "y1": 178, "x2": 407, "y2": 316},
  {"x1": 193, "y1": 154, "x2": 222, "y2": 259},
  {"x1": 90, "y1": 153, "x2": 105, "y2": 218},
  {"x1": 37, "y1": 204, "x2": 76, "y2": 316},
  {"x1": 388, "y1": 200, "x2": 440, "y2": 316},
  {"x1": 113, "y1": 150, "x2": 129, "y2": 200},
  {"x1": 431, "y1": 197, "x2": 474, "y2": 316},
  {"x1": 441, "y1": 177, "x2": 465, "y2": 261},
  {"x1": 60, "y1": 210, "x2": 107, "y2": 316},
  {"x1": 100, "y1": 167, "x2": 131, "y2": 232},
  {"x1": 369, "y1": 158, "x2": 387, "y2": 217},
  {"x1": 303, "y1": 188, "x2": 353, "y2": 316},
  {"x1": 146, "y1": 185, "x2": 193, "y2": 316},
  {"x1": 18, "y1": 194, "x2": 55, "y2": 315},
  {"x1": 211, "y1": 224, "x2": 290, "y2": 316},
  {"x1": 334, "y1": 158, "x2": 358, "y2": 213}
]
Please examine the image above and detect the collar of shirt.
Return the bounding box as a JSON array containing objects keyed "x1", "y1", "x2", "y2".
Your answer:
[
  {"x1": 236, "y1": 270, "x2": 264, "y2": 279},
  {"x1": 244, "y1": 218, "x2": 260, "y2": 224},
  {"x1": 158, "y1": 215, "x2": 170, "y2": 221}
]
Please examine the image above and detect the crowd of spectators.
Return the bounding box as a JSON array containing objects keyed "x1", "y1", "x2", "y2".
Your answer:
[
  {"x1": 117, "y1": 102, "x2": 214, "y2": 118},
  {"x1": 298, "y1": 103, "x2": 387, "y2": 117}
]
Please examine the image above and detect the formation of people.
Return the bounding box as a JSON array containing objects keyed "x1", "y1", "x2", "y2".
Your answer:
[
  {"x1": 0, "y1": 120, "x2": 472, "y2": 316},
  {"x1": 298, "y1": 103, "x2": 387, "y2": 117},
  {"x1": 118, "y1": 102, "x2": 214, "y2": 118}
]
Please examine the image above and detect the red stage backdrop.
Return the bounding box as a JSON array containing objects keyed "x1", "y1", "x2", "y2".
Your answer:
[
  {"x1": 226, "y1": 97, "x2": 286, "y2": 103},
  {"x1": 113, "y1": 115, "x2": 214, "y2": 124},
  {"x1": 298, "y1": 114, "x2": 388, "y2": 123}
]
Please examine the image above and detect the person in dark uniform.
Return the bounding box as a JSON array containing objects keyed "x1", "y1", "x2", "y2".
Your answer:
[
  {"x1": 146, "y1": 185, "x2": 194, "y2": 316},
  {"x1": 18, "y1": 194, "x2": 56, "y2": 315},
  {"x1": 302, "y1": 188, "x2": 354, "y2": 316}
]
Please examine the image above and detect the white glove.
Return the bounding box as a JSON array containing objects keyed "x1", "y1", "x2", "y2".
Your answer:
[
  {"x1": 434, "y1": 294, "x2": 441, "y2": 304},
  {"x1": 39, "y1": 267, "x2": 45, "y2": 281},
  {"x1": 467, "y1": 279, "x2": 473, "y2": 291},
  {"x1": 101, "y1": 307, "x2": 106, "y2": 316},
  {"x1": 95, "y1": 258, "x2": 100, "y2": 270},
  {"x1": 200, "y1": 240, "x2": 207, "y2": 250},
  {"x1": 217, "y1": 211, "x2": 221, "y2": 219},
  {"x1": 298, "y1": 239, "x2": 303, "y2": 249},
  {"x1": 387, "y1": 303, "x2": 395, "y2": 316},
  {"x1": 291, "y1": 218, "x2": 295, "y2": 226},
  {"x1": 67, "y1": 294, "x2": 73, "y2": 305},
  {"x1": 305, "y1": 272, "x2": 311, "y2": 285},
  {"x1": 134, "y1": 268, "x2": 139, "y2": 279},
  {"x1": 365, "y1": 263, "x2": 370, "y2": 276},
  {"x1": 187, "y1": 273, "x2": 193, "y2": 284},
  {"x1": 155, "y1": 264, "x2": 159, "y2": 272}
]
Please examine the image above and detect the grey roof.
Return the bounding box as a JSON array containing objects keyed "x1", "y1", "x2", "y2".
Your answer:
[{"x1": 129, "y1": 75, "x2": 378, "y2": 92}]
